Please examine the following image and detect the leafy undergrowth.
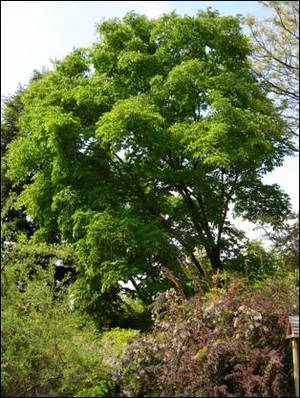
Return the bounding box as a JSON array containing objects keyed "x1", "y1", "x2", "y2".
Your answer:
[
  {"x1": 2, "y1": 253, "x2": 298, "y2": 397},
  {"x1": 1, "y1": 258, "x2": 136, "y2": 398},
  {"x1": 112, "y1": 276, "x2": 298, "y2": 397}
]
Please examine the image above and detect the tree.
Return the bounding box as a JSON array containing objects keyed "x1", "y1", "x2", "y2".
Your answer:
[
  {"x1": 266, "y1": 213, "x2": 299, "y2": 271},
  {"x1": 1, "y1": 86, "x2": 37, "y2": 243},
  {"x1": 2, "y1": 11, "x2": 293, "y2": 306},
  {"x1": 246, "y1": 1, "x2": 299, "y2": 142}
]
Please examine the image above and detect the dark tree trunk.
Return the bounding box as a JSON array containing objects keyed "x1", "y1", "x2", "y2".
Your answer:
[{"x1": 206, "y1": 245, "x2": 223, "y2": 271}]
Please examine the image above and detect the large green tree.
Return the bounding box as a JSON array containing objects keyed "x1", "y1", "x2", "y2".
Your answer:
[{"x1": 2, "y1": 11, "x2": 292, "y2": 303}]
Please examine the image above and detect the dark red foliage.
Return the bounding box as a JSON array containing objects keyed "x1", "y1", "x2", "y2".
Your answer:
[{"x1": 114, "y1": 277, "x2": 298, "y2": 397}]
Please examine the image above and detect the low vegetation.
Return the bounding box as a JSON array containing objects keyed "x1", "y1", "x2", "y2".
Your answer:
[{"x1": 115, "y1": 276, "x2": 298, "y2": 397}]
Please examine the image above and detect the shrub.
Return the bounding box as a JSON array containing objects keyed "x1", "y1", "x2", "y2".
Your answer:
[
  {"x1": 99, "y1": 328, "x2": 140, "y2": 369},
  {"x1": 116, "y1": 276, "x2": 298, "y2": 397},
  {"x1": 1, "y1": 254, "x2": 110, "y2": 397}
]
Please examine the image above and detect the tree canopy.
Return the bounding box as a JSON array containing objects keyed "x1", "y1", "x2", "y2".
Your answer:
[{"x1": 2, "y1": 10, "x2": 293, "y2": 309}]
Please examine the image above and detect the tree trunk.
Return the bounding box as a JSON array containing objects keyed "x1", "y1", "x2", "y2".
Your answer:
[
  {"x1": 206, "y1": 245, "x2": 223, "y2": 271},
  {"x1": 161, "y1": 266, "x2": 187, "y2": 299}
]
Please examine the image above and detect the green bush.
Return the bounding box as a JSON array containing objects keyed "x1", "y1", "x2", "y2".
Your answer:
[
  {"x1": 1, "y1": 248, "x2": 110, "y2": 397},
  {"x1": 99, "y1": 328, "x2": 139, "y2": 369},
  {"x1": 74, "y1": 380, "x2": 114, "y2": 397}
]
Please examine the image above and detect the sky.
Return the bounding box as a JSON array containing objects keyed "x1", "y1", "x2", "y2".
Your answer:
[{"x1": 1, "y1": 1, "x2": 299, "y2": 240}]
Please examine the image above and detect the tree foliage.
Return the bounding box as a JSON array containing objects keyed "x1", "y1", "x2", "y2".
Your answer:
[
  {"x1": 264, "y1": 213, "x2": 299, "y2": 272},
  {"x1": 2, "y1": 10, "x2": 293, "y2": 312}
]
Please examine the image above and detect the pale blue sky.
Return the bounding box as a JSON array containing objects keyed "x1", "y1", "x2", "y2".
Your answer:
[
  {"x1": 1, "y1": 1, "x2": 298, "y2": 239},
  {"x1": 1, "y1": 1, "x2": 273, "y2": 97}
]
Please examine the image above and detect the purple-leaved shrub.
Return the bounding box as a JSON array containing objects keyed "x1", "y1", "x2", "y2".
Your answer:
[{"x1": 114, "y1": 276, "x2": 298, "y2": 397}]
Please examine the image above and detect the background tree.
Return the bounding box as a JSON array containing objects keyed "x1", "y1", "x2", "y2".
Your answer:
[
  {"x1": 1, "y1": 88, "x2": 35, "y2": 242},
  {"x1": 0, "y1": 72, "x2": 48, "y2": 243},
  {"x1": 246, "y1": 1, "x2": 299, "y2": 143},
  {"x1": 263, "y1": 213, "x2": 299, "y2": 273},
  {"x1": 2, "y1": 11, "x2": 293, "y2": 314}
]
